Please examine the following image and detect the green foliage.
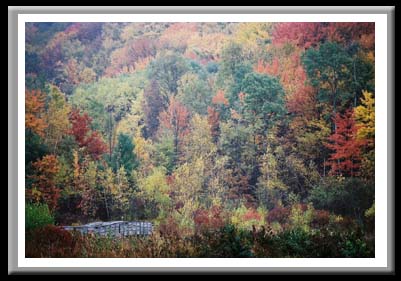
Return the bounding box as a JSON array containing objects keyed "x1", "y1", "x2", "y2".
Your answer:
[
  {"x1": 25, "y1": 129, "x2": 49, "y2": 167},
  {"x1": 241, "y1": 72, "x2": 285, "y2": 127},
  {"x1": 137, "y1": 167, "x2": 171, "y2": 220},
  {"x1": 195, "y1": 224, "x2": 254, "y2": 258},
  {"x1": 71, "y1": 71, "x2": 146, "y2": 133},
  {"x1": 206, "y1": 61, "x2": 219, "y2": 73},
  {"x1": 309, "y1": 177, "x2": 374, "y2": 221},
  {"x1": 25, "y1": 203, "x2": 55, "y2": 231},
  {"x1": 154, "y1": 135, "x2": 176, "y2": 173},
  {"x1": 176, "y1": 73, "x2": 213, "y2": 115},
  {"x1": 288, "y1": 203, "x2": 314, "y2": 233},
  {"x1": 217, "y1": 42, "x2": 246, "y2": 86},
  {"x1": 110, "y1": 133, "x2": 139, "y2": 172},
  {"x1": 302, "y1": 42, "x2": 353, "y2": 115},
  {"x1": 147, "y1": 51, "x2": 189, "y2": 97}
]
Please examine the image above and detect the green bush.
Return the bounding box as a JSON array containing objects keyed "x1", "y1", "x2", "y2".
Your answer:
[
  {"x1": 309, "y1": 177, "x2": 374, "y2": 221},
  {"x1": 253, "y1": 227, "x2": 373, "y2": 258},
  {"x1": 195, "y1": 224, "x2": 254, "y2": 258},
  {"x1": 26, "y1": 203, "x2": 54, "y2": 231}
]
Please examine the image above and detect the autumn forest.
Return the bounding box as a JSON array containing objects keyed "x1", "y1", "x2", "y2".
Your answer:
[{"x1": 25, "y1": 22, "x2": 375, "y2": 258}]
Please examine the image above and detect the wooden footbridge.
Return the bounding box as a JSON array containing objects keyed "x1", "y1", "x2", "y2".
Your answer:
[{"x1": 62, "y1": 221, "x2": 153, "y2": 237}]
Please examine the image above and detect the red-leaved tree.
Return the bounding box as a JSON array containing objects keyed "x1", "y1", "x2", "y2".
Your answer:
[
  {"x1": 69, "y1": 108, "x2": 107, "y2": 160},
  {"x1": 325, "y1": 109, "x2": 364, "y2": 177}
]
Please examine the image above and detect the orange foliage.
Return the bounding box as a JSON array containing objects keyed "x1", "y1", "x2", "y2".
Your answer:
[
  {"x1": 159, "y1": 96, "x2": 190, "y2": 138},
  {"x1": 212, "y1": 90, "x2": 229, "y2": 106},
  {"x1": 159, "y1": 23, "x2": 198, "y2": 51},
  {"x1": 255, "y1": 58, "x2": 280, "y2": 76},
  {"x1": 159, "y1": 96, "x2": 190, "y2": 157},
  {"x1": 325, "y1": 109, "x2": 365, "y2": 177},
  {"x1": 242, "y1": 209, "x2": 262, "y2": 222},
  {"x1": 25, "y1": 89, "x2": 48, "y2": 137},
  {"x1": 28, "y1": 154, "x2": 60, "y2": 211},
  {"x1": 256, "y1": 52, "x2": 316, "y2": 119}
]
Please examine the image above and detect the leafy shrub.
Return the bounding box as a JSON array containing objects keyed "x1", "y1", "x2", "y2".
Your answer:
[
  {"x1": 193, "y1": 205, "x2": 226, "y2": 234},
  {"x1": 195, "y1": 224, "x2": 254, "y2": 258},
  {"x1": 311, "y1": 210, "x2": 331, "y2": 229},
  {"x1": 275, "y1": 228, "x2": 313, "y2": 257},
  {"x1": 26, "y1": 225, "x2": 80, "y2": 257},
  {"x1": 253, "y1": 227, "x2": 374, "y2": 258},
  {"x1": 309, "y1": 177, "x2": 374, "y2": 221},
  {"x1": 158, "y1": 216, "x2": 181, "y2": 238},
  {"x1": 25, "y1": 222, "x2": 373, "y2": 258},
  {"x1": 231, "y1": 204, "x2": 266, "y2": 231},
  {"x1": 289, "y1": 203, "x2": 314, "y2": 232},
  {"x1": 266, "y1": 206, "x2": 290, "y2": 225},
  {"x1": 364, "y1": 201, "x2": 375, "y2": 234},
  {"x1": 25, "y1": 203, "x2": 54, "y2": 231}
]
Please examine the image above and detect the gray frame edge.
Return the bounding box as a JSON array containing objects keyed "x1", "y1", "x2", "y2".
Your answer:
[{"x1": 8, "y1": 5, "x2": 395, "y2": 274}]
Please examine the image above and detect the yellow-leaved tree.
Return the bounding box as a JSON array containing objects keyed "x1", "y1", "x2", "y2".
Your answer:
[{"x1": 355, "y1": 91, "x2": 375, "y2": 179}]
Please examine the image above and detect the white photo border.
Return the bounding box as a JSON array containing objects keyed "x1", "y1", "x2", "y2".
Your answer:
[{"x1": 13, "y1": 11, "x2": 390, "y2": 271}]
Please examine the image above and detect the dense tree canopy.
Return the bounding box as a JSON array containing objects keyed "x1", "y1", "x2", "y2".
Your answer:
[{"x1": 25, "y1": 22, "x2": 375, "y2": 258}]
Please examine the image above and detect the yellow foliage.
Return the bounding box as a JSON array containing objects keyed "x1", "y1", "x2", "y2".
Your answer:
[
  {"x1": 233, "y1": 23, "x2": 271, "y2": 58},
  {"x1": 44, "y1": 85, "x2": 71, "y2": 152},
  {"x1": 355, "y1": 90, "x2": 375, "y2": 141}
]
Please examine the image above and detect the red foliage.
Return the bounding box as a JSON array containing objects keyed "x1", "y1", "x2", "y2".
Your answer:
[
  {"x1": 158, "y1": 217, "x2": 181, "y2": 238},
  {"x1": 331, "y1": 23, "x2": 375, "y2": 48},
  {"x1": 298, "y1": 203, "x2": 309, "y2": 213},
  {"x1": 174, "y1": 201, "x2": 184, "y2": 212},
  {"x1": 272, "y1": 23, "x2": 328, "y2": 49},
  {"x1": 325, "y1": 109, "x2": 364, "y2": 177},
  {"x1": 243, "y1": 209, "x2": 262, "y2": 222},
  {"x1": 69, "y1": 108, "x2": 91, "y2": 146},
  {"x1": 166, "y1": 174, "x2": 175, "y2": 186},
  {"x1": 69, "y1": 108, "x2": 107, "y2": 160},
  {"x1": 26, "y1": 225, "x2": 81, "y2": 258},
  {"x1": 193, "y1": 206, "x2": 225, "y2": 233},
  {"x1": 272, "y1": 22, "x2": 375, "y2": 50},
  {"x1": 85, "y1": 131, "x2": 108, "y2": 160},
  {"x1": 267, "y1": 206, "x2": 290, "y2": 225}
]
